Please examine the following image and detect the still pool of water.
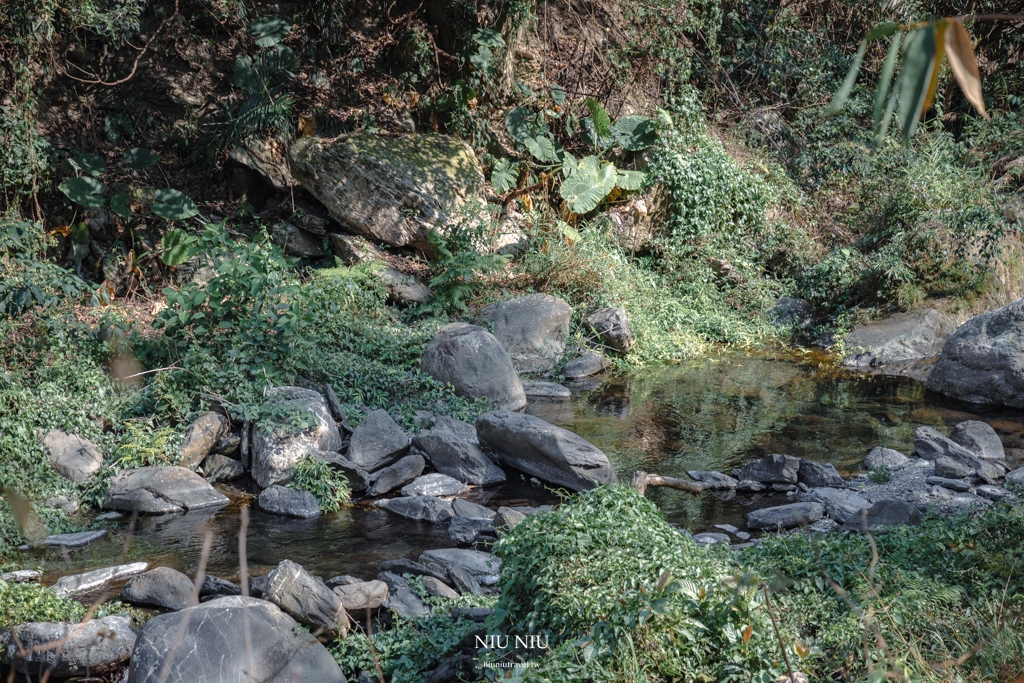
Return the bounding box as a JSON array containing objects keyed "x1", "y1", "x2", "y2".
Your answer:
[{"x1": 30, "y1": 352, "x2": 1024, "y2": 587}]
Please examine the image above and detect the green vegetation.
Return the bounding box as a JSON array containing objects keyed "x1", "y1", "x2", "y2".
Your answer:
[{"x1": 286, "y1": 455, "x2": 349, "y2": 512}]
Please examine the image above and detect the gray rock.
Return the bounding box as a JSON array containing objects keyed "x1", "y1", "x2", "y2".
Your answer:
[
  {"x1": 251, "y1": 387, "x2": 343, "y2": 489},
  {"x1": 374, "y1": 495, "x2": 454, "y2": 523},
  {"x1": 103, "y1": 466, "x2": 228, "y2": 514},
  {"x1": 1007, "y1": 467, "x2": 1024, "y2": 486},
  {"x1": 328, "y1": 232, "x2": 387, "y2": 265},
  {"x1": 841, "y1": 500, "x2": 923, "y2": 531},
  {"x1": 926, "y1": 476, "x2": 972, "y2": 492},
  {"x1": 41, "y1": 529, "x2": 106, "y2": 548},
  {"x1": 931, "y1": 485, "x2": 953, "y2": 499},
  {"x1": 562, "y1": 352, "x2": 610, "y2": 379},
  {"x1": 422, "y1": 576, "x2": 459, "y2": 599},
  {"x1": 402, "y1": 473, "x2": 468, "y2": 497},
  {"x1": 41, "y1": 429, "x2": 103, "y2": 482},
  {"x1": 249, "y1": 575, "x2": 270, "y2": 598},
  {"x1": 376, "y1": 571, "x2": 410, "y2": 594},
  {"x1": 494, "y1": 506, "x2": 526, "y2": 532},
  {"x1": 733, "y1": 454, "x2": 800, "y2": 485},
  {"x1": 266, "y1": 560, "x2": 346, "y2": 632},
  {"x1": 449, "y1": 516, "x2": 495, "y2": 544},
  {"x1": 476, "y1": 411, "x2": 617, "y2": 492},
  {"x1": 926, "y1": 298, "x2": 1024, "y2": 407},
  {"x1": 44, "y1": 494, "x2": 79, "y2": 514},
  {"x1": 1, "y1": 569, "x2": 40, "y2": 583},
  {"x1": 230, "y1": 136, "x2": 296, "y2": 191},
  {"x1": 864, "y1": 447, "x2": 910, "y2": 470},
  {"x1": 714, "y1": 523, "x2": 740, "y2": 534},
  {"x1": 843, "y1": 308, "x2": 952, "y2": 368},
  {"x1": 270, "y1": 221, "x2": 327, "y2": 258},
  {"x1": 950, "y1": 420, "x2": 1005, "y2": 460},
  {"x1": 769, "y1": 297, "x2": 816, "y2": 329},
  {"x1": 746, "y1": 502, "x2": 824, "y2": 530},
  {"x1": 799, "y1": 487, "x2": 870, "y2": 524},
  {"x1": 367, "y1": 453, "x2": 425, "y2": 496},
  {"x1": 122, "y1": 566, "x2": 196, "y2": 611},
  {"x1": 451, "y1": 606, "x2": 494, "y2": 622},
  {"x1": 179, "y1": 412, "x2": 230, "y2": 469},
  {"x1": 378, "y1": 559, "x2": 448, "y2": 582},
  {"x1": 441, "y1": 562, "x2": 483, "y2": 596},
  {"x1": 692, "y1": 532, "x2": 731, "y2": 546},
  {"x1": 128, "y1": 596, "x2": 346, "y2": 683},
  {"x1": 213, "y1": 432, "x2": 242, "y2": 457},
  {"x1": 316, "y1": 451, "x2": 371, "y2": 493},
  {"x1": 258, "y1": 485, "x2": 321, "y2": 518},
  {"x1": 347, "y1": 409, "x2": 411, "y2": 473},
  {"x1": 934, "y1": 456, "x2": 974, "y2": 479},
  {"x1": 431, "y1": 416, "x2": 479, "y2": 442},
  {"x1": 378, "y1": 266, "x2": 431, "y2": 305},
  {"x1": 687, "y1": 471, "x2": 738, "y2": 489},
  {"x1": 325, "y1": 575, "x2": 363, "y2": 589},
  {"x1": 413, "y1": 429, "x2": 505, "y2": 486},
  {"x1": 914, "y1": 426, "x2": 1003, "y2": 480},
  {"x1": 521, "y1": 381, "x2": 572, "y2": 399},
  {"x1": 52, "y1": 562, "x2": 148, "y2": 597},
  {"x1": 333, "y1": 580, "x2": 388, "y2": 611},
  {"x1": 420, "y1": 324, "x2": 527, "y2": 411},
  {"x1": 584, "y1": 307, "x2": 634, "y2": 354},
  {"x1": 736, "y1": 479, "x2": 767, "y2": 493},
  {"x1": 200, "y1": 575, "x2": 241, "y2": 598},
  {"x1": 976, "y1": 485, "x2": 1010, "y2": 501},
  {"x1": 482, "y1": 293, "x2": 572, "y2": 373},
  {"x1": 797, "y1": 460, "x2": 844, "y2": 488},
  {"x1": 418, "y1": 549, "x2": 500, "y2": 585},
  {"x1": 2, "y1": 615, "x2": 135, "y2": 677},
  {"x1": 289, "y1": 132, "x2": 485, "y2": 250},
  {"x1": 384, "y1": 586, "x2": 431, "y2": 619},
  {"x1": 202, "y1": 453, "x2": 246, "y2": 482},
  {"x1": 453, "y1": 498, "x2": 496, "y2": 520}
]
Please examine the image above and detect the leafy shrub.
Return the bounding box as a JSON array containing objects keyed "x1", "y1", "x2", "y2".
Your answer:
[
  {"x1": 424, "y1": 221, "x2": 509, "y2": 315},
  {"x1": 0, "y1": 221, "x2": 94, "y2": 316},
  {"x1": 868, "y1": 465, "x2": 892, "y2": 483},
  {"x1": 286, "y1": 455, "x2": 349, "y2": 512}
]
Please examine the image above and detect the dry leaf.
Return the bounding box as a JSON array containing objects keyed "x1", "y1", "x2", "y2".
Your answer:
[
  {"x1": 794, "y1": 639, "x2": 811, "y2": 658},
  {"x1": 922, "y1": 20, "x2": 948, "y2": 116},
  {"x1": 298, "y1": 114, "x2": 316, "y2": 138},
  {"x1": 945, "y1": 19, "x2": 990, "y2": 120},
  {"x1": 742, "y1": 624, "x2": 753, "y2": 644}
]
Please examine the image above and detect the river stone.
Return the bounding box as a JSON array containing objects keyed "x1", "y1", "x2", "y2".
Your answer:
[
  {"x1": 797, "y1": 459, "x2": 844, "y2": 488},
  {"x1": 950, "y1": 420, "x2": 1005, "y2": 459},
  {"x1": 864, "y1": 447, "x2": 910, "y2": 470},
  {"x1": 213, "y1": 432, "x2": 241, "y2": 457},
  {"x1": 736, "y1": 479, "x2": 767, "y2": 493},
  {"x1": 476, "y1": 411, "x2": 617, "y2": 491},
  {"x1": 413, "y1": 428, "x2": 505, "y2": 486},
  {"x1": 1, "y1": 569, "x2": 40, "y2": 583},
  {"x1": 443, "y1": 562, "x2": 483, "y2": 595},
  {"x1": 482, "y1": 293, "x2": 572, "y2": 373},
  {"x1": 41, "y1": 429, "x2": 104, "y2": 482},
  {"x1": 934, "y1": 456, "x2": 974, "y2": 479},
  {"x1": 104, "y1": 466, "x2": 228, "y2": 514},
  {"x1": 374, "y1": 495, "x2": 454, "y2": 523},
  {"x1": 41, "y1": 529, "x2": 107, "y2": 548},
  {"x1": 746, "y1": 502, "x2": 824, "y2": 530},
  {"x1": 258, "y1": 485, "x2": 321, "y2": 518},
  {"x1": 200, "y1": 575, "x2": 241, "y2": 598},
  {"x1": 333, "y1": 580, "x2": 388, "y2": 611},
  {"x1": 421, "y1": 323, "x2": 527, "y2": 411},
  {"x1": 841, "y1": 499, "x2": 923, "y2": 531},
  {"x1": 251, "y1": 387, "x2": 343, "y2": 488},
  {"x1": 521, "y1": 381, "x2": 572, "y2": 399},
  {"x1": 562, "y1": 352, "x2": 610, "y2": 379},
  {"x1": 431, "y1": 416, "x2": 479, "y2": 441},
  {"x1": 53, "y1": 562, "x2": 149, "y2": 597},
  {"x1": 687, "y1": 471, "x2": 738, "y2": 489},
  {"x1": 325, "y1": 575, "x2": 362, "y2": 589},
  {"x1": 347, "y1": 409, "x2": 411, "y2": 473},
  {"x1": 843, "y1": 308, "x2": 951, "y2": 368},
  {"x1": 453, "y1": 498, "x2": 496, "y2": 521},
  {"x1": 926, "y1": 298, "x2": 1024, "y2": 407},
  {"x1": 422, "y1": 576, "x2": 460, "y2": 599},
  {"x1": 122, "y1": 566, "x2": 196, "y2": 611},
  {"x1": 799, "y1": 488, "x2": 870, "y2": 523},
  {"x1": 926, "y1": 476, "x2": 972, "y2": 492},
  {"x1": 733, "y1": 454, "x2": 800, "y2": 485},
  {"x1": 128, "y1": 595, "x2": 346, "y2": 683},
  {"x1": 316, "y1": 451, "x2": 371, "y2": 493},
  {"x1": 266, "y1": 560, "x2": 346, "y2": 632},
  {"x1": 367, "y1": 453, "x2": 425, "y2": 496},
  {"x1": 494, "y1": 506, "x2": 526, "y2": 531},
  {"x1": 378, "y1": 559, "x2": 448, "y2": 583},
  {"x1": 376, "y1": 571, "x2": 411, "y2": 594},
  {"x1": 179, "y1": 412, "x2": 230, "y2": 468},
  {"x1": 976, "y1": 485, "x2": 1010, "y2": 501},
  {"x1": 384, "y1": 586, "x2": 431, "y2": 619},
  {"x1": 914, "y1": 426, "x2": 1003, "y2": 480},
  {"x1": 584, "y1": 307, "x2": 634, "y2": 354},
  {"x1": 418, "y1": 549, "x2": 500, "y2": 585},
  {"x1": 202, "y1": 453, "x2": 246, "y2": 482},
  {"x1": 402, "y1": 473, "x2": 469, "y2": 497},
  {"x1": 448, "y1": 516, "x2": 495, "y2": 545},
  {"x1": 1, "y1": 615, "x2": 135, "y2": 677},
  {"x1": 1007, "y1": 467, "x2": 1024, "y2": 486}
]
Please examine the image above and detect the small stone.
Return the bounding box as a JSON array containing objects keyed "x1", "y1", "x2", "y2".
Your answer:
[
  {"x1": 41, "y1": 529, "x2": 107, "y2": 548},
  {"x1": 97, "y1": 511, "x2": 125, "y2": 521},
  {"x1": 950, "y1": 420, "x2": 1005, "y2": 460},
  {"x1": 494, "y1": 506, "x2": 526, "y2": 532},
  {"x1": 562, "y1": 352, "x2": 610, "y2": 379},
  {"x1": 401, "y1": 473, "x2": 468, "y2": 497},
  {"x1": 374, "y1": 495, "x2": 454, "y2": 523},
  {"x1": 688, "y1": 471, "x2": 738, "y2": 490},
  {"x1": 692, "y1": 532, "x2": 731, "y2": 546},
  {"x1": 367, "y1": 453, "x2": 425, "y2": 497},
  {"x1": 772, "y1": 483, "x2": 796, "y2": 492},
  {"x1": 333, "y1": 580, "x2": 389, "y2": 611},
  {"x1": 713, "y1": 523, "x2": 739, "y2": 534},
  {"x1": 0, "y1": 569, "x2": 40, "y2": 583},
  {"x1": 734, "y1": 531, "x2": 751, "y2": 541}
]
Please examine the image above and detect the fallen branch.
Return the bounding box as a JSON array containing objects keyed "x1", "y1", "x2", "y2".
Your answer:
[{"x1": 631, "y1": 471, "x2": 704, "y2": 497}]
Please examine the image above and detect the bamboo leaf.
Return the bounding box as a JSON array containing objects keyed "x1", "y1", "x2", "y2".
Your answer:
[
  {"x1": 921, "y1": 20, "x2": 948, "y2": 116},
  {"x1": 877, "y1": 75, "x2": 903, "y2": 143},
  {"x1": 898, "y1": 25, "x2": 938, "y2": 143},
  {"x1": 866, "y1": 21, "x2": 901, "y2": 41},
  {"x1": 945, "y1": 19, "x2": 989, "y2": 120},
  {"x1": 826, "y1": 39, "x2": 868, "y2": 115},
  {"x1": 873, "y1": 31, "x2": 904, "y2": 133}
]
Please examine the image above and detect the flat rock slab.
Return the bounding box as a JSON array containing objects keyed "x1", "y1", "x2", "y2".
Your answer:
[
  {"x1": 452, "y1": 498, "x2": 495, "y2": 521},
  {"x1": 374, "y1": 496, "x2": 454, "y2": 523},
  {"x1": 346, "y1": 409, "x2": 411, "y2": 473},
  {"x1": 926, "y1": 476, "x2": 972, "y2": 492},
  {"x1": 746, "y1": 502, "x2": 824, "y2": 530},
  {"x1": 799, "y1": 487, "x2": 870, "y2": 524},
  {"x1": 418, "y1": 548, "x2": 501, "y2": 585},
  {"x1": 401, "y1": 473, "x2": 468, "y2": 497},
  {"x1": 41, "y1": 529, "x2": 107, "y2": 548},
  {"x1": 733, "y1": 454, "x2": 800, "y2": 485},
  {"x1": 692, "y1": 532, "x2": 731, "y2": 546},
  {"x1": 52, "y1": 562, "x2": 149, "y2": 597},
  {"x1": 687, "y1": 471, "x2": 738, "y2": 489},
  {"x1": 843, "y1": 308, "x2": 951, "y2": 368},
  {"x1": 1, "y1": 569, "x2": 40, "y2": 583},
  {"x1": 562, "y1": 352, "x2": 610, "y2": 379},
  {"x1": 258, "y1": 485, "x2": 321, "y2": 519},
  {"x1": 1, "y1": 615, "x2": 135, "y2": 677},
  {"x1": 122, "y1": 566, "x2": 196, "y2": 611},
  {"x1": 103, "y1": 466, "x2": 229, "y2": 514},
  {"x1": 384, "y1": 586, "x2": 431, "y2": 619},
  {"x1": 521, "y1": 381, "x2": 572, "y2": 399}
]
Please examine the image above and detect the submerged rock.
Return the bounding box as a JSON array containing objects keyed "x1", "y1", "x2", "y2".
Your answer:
[
  {"x1": 561, "y1": 352, "x2": 610, "y2": 379},
  {"x1": 843, "y1": 308, "x2": 951, "y2": 369},
  {"x1": 420, "y1": 323, "x2": 527, "y2": 411}
]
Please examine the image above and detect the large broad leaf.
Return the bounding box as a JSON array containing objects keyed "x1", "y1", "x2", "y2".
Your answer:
[
  {"x1": 249, "y1": 16, "x2": 291, "y2": 47},
  {"x1": 473, "y1": 28, "x2": 505, "y2": 48},
  {"x1": 491, "y1": 158, "x2": 518, "y2": 194},
  {"x1": 612, "y1": 116, "x2": 658, "y2": 151},
  {"x1": 523, "y1": 135, "x2": 557, "y2": 162},
  {"x1": 559, "y1": 155, "x2": 617, "y2": 214},
  {"x1": 614, "y1": 169, "x2": 647, "y2": 191},
  {"x1": 72, "y1": 151, "x2": 106, "y2": 177},
  {"x1": 110, "y1": 192, "x2": 133, "y2": 218},
  {"x1": 504, "y1": 107, "x2": 548, "y2": 142},
  {"x1": 945, "y1": 19, "x2": 989, "y2": 120},
  {"x1": 58, "y1": 176, "x2": 106, "y2": 207},
  {"x1": 561, "y1": 151, "x2": 579, "y2": 177},
  {"x1": 160, "y1": 228, "x2": 199, "y2": 266},
  {"x1": 152, "y1": 189, "x2": 199, "y2": 221},
  {"x1": 125, "y1": 147, "x2": 161, "y2": 170},
  {"x1": 898, "y1": 25, "x2": 938, "y2": 143},
  {"x1": 580, "y1": 117, "x2": 612, "y2": 150},
  {"x1": 584, "y1": 98, "x2": 612, "y2": 139},
  {"x1": 470, "y1": 46, "x2": 495, "y2": 73}
]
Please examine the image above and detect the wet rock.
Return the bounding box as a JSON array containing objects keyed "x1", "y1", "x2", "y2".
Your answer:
[
  {"x1": 482, "y1": 293, "x2": 572, "y2": 373},
  {"x1": 374, "y1": 495, "x2": 454, "y2": 523},
  {"x1": 103, "y1": 466, "x2": 228, "y2": 514},
  {"x1": 333, "y1": 580, "x2": 388, "y2": 611},
  {"x1": 418, "y1": 549, "x2": 500, "y2": 585},
  {"x1": 746, "y1": 502, "x2": 824, "y2": 530},
  {"x1": 202, "y1": 453, "x2": 245, "y2": 482},
  {"x1": 736, "y1": 479, "x2": 767, "y2": 493},
  {"x1": 258, "y1": 485, "x2": 321, "y2": 519},
  {"x1": 687, "y1": 471, "x2": 738, "y2": 490},
  {"x1": 449, "y1": 516, "x2": 495, "y2": 544},
  {"x1": 413, "y1": 429, "x2": 505, "y2": 486},
  {"x1": 843, "y1": 308, "x2": 951, "y2": 369},
  {"x1": 317, "y1": 451, "x2": 371, "y2": 493},
  {"x1": 799, "y1": 487, "x2": 870, "y2": 524},
  {"x1": 584, "y1": 307, "x2": 634, "y2": 354},
  {"x1": 384, "y1": 586, "x2": 431, "y2": 619},
  {"x1": 452, "y1": 498, "x2": 495, "y2": 521},
  {"x1": 200, "y1": 575, "x2": 241, "y2": 598},
  {"x1": 841, "y1": 500, "x2": 923, "y2": 531},
  {"x1": 422, "y1": 576, "x2": 459, "y2": 599},
  {"x1": 476, "y1": 411, "x2": 617, "y2": 492},
  {"x1": 926, "y1": 476, "x2": 972, "y2": 492},
  {"x1": 1, "y1": 615, "x2": 135, "y2": 677},
  {"x1": 934, "y1": 456, "x2": 974, "y2": 479},
  {"x1": 494, "y1": 506, "x2": 526, "y2": 532},
  {"x1": 367, "y1": 453, "x2": 425, "y2": 496},
  {"x1": 402, "y1": 473, "x2": 468, "y2": 497},
  {"x1": 733, "y1": 454, "x2": 800, "y2": 485},
  {"x1": 521, "y1": 381, "x2": 572, "y2": 399},
  {"x1": 122, "y1": 566, "x2": 195, "y2": 611},
  {"x1": 864, "y1": 447, "x2": 910, "y2": 470},
  {"x1": 420, "y1": 324, "x2": 527, "y2": 411},
  {"x1": 0, "y1": 569, "x2": 40, "y2": 583},
  {"x1": 266, "y1": 560, "x2": 346, "y2": 632},
  {"x1": 347, "y1": 409, "x2": 411, "y2": 473},
  {"x1": 692, "y1": 532, "x2": 731, "y2": 546},
  {"x1": 41, "y1": 429, "x2": 103, "y2": 482},
  {"x1": 179, "y1": 412, "x2": 230, "y2": 468},
  {"x1": 52, "y1": 562, "x2": 148, "y2": 597},
  {"x1": 914, "y1": 426, "x2": 1003, "y2": 481},
  {"x1": 378, "y1": 559, "x2": 448, "y2": 583},
  {"x1": 41, "y1": 530, "x2": 106, "y2": 548},
  {"x1": 950, "y1": 420, "x2": 1005, "y2": 460},
  {"x1": 562, "y1": 352, "x2": 610, "y2": 379},
  {"x1": 251, "y1": 387, "x2": 343, "y2": 488},
  {"x1": 128, "y1": 596, "x2": 346, "y2": 683},
  {"x1": 797, "y1": 460, "x2": 844, "y2": 488}
]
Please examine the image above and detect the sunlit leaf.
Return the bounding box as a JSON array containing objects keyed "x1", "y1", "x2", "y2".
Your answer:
[
  {"x1": 615, "y1": 169, "x2": 646, "y2": 191},
  {"x1": 249, "y1": 16, "x2": 291, "y2": 47},
  {"x1": 505, "y1": 107, "x2": 548, "y2": 142},
  {"x1": 58, "y1": 176, "x2": 106, "y2": 207},
  {"x1": 866, "y1": 21, "x2": 901, "y2": 41},
  {"x1": 72, "y1": 151, "x2": 106, "y2": 177},
  {"x1": 152, "y1": 189, "x2": 199, "y2": 221},
  {"x1": 612, "y1": 116, "x2": 658, "y2": 151},
  {"x1": 470, "y1": 46, "x2": 495, "y2": 73},
  {"x1": 549, "y1": 86, "x2": 566, "y2": 106},
  {"x1": 559, "y1": 155, "x2": 617, "y2": 213},
  {"x1": 921, "y1": 20, "x2": 948, "y2": 116},
  {"x1": 898, "y1": 25, "x2": 938, "y2": 143},
  {"x1": 160, "y1": 228, "x2": 199, "y2": 266},
  {"x1": 473, "y1": 28, "x2": 505, "y2": 48},
  {"x1": 584, "y1": 98, "x2": 612, "y2": 139},
  {"x1": 524, "y1": 135, "x2": 557, "y2": 162},
  {"x1": 124, "y1": 147, "x2": 161, "y2": 170},
  {"x1": 110, "y1": 192, "x2": 133, "y2": 218},
  {"x1": 873, "y1": 31, "x2": 904, "y2": 134},
  {"x1": 945, "y1": 19, "x2": 989, "y2": 120},
  {"x1": 491, "y1": 158, "x2": 518, "y2": 194},
  {"x1": 794, "y1": 639, "x2": 811, "y2": 658}
]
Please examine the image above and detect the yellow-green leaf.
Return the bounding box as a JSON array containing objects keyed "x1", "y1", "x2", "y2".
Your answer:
[{"x1": 945, "y1": 19, "x2": 989, "y2": 120}]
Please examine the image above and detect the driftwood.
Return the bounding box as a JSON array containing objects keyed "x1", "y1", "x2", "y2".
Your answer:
[{"x1": 631, "y1": 471, "x2": 705, "y2": 496}]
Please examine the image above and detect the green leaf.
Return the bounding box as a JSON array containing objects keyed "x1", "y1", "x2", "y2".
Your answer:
[
  {"x1": 152, "y1": 189, "x2": 199, "y2": 221},
  {"x1": 523, "y1": 135, "x2": 557, "y2": 162},
  {"x1": 873, "y1": 31, "x2": 905, "y2": 134},
  {"x1": 249, "y1": 16, "x2": 291, "y2": 47},
  {"x1": 470, "y1": 46, "x2": 494, "y2": 74},
  {"x1": 866, "y1": 21, "x2": 901, "y2": 42},
  {"x1": 561, "y1": 151, "x2": 579, "y2": 176},
  {"x1": 559, "y1": 155, "x2": 617, "y2": 213},
  {"x1": 58, "y1": 176, "x2": 106, "y2": 207},
  {"x1": 611, "y1": 116, "x2": 658, "y2": 151},
  {"x1": 504, "y1": 107, "x2": 548, "y2": 142},
  {"x1": 110, "y1": 192, "x2": 133, "y2": 218},
  {"x1": 491, "y1": 158, "x2": 518, "y2": 194},
  {"x1": 72, "y1": 151, "x2": 106, "y2": 177},
  {"x1": 898, "y1": 25, "x2": 938, "y2": 143},
  {"x1": 825, "y1": 39, "x2": 868, "y2": 115},
  {"x1": 473, "y1": 28, "x2": 505, "y2": 48},
  {"x1": 160, "y1": 228, "x2": 198, "y2": 266},
  {"x1": 615, "y1": 169, "x2": 646, "y2": 191},
  {"x1": 584, "y1": 98, "x2": 612, "y2": 138},
  {"x1": 549, "y1": 86, "x2": 566, "y2": 106},
  {"x1": 124, "y1": 147, "x2": 161, "y2": 170}
]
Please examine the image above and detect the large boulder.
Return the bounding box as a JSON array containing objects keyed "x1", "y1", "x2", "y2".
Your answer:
[
  {"x1": 251, "y1": 387, "x2": 343, "y2": 489},
  {"x1": 179, "y1": 412, "x2": 230, "y2": 468},
  {"x1": 584, "y1": 307, "x2": 634, "y2": 354},
  {"x1": 121, "y1": 566, "x2": 195, "y2": 611},
  {"x1": 413, "y1": 428, "x2": 506, "y2": 486},
  {"x1": 864, "y1": 447, "x2": 910, "y2": 470},
  {"x1": 103, "y1": 466, "x2": 228, "y2": 514},
  {"x1": 732, "y1": 454, "x2": 800, "y2": 485},
  {"x1": 1, "y1": 615, "x2": 135, "y2": 677},
  {"x1": 950, "y1": 420, "x2": 1005, "y2": 460},
  {"x1": 128, "y1": 596, "x2": 346, "y2": 683},
  {"x1": 746, "y1": 502, "x2": 824, "y2": 530},
  {"x1": 258, "y1": 485, "x2": 321, "y2": 519},
  {"x1": 346, "y1": 409, "x2": 410, "y2": 472},
  {"x1": 420, "y1": 324, "x2": 527, "y2": 411},
  {"x1": 843, "y1": 308, "x2": 952, "y2": 369},
  {"x1": 266, "y1": 560, "x2": 346, "y2": 632},
  {"x1": 289, "y1": 132, "x2": 485, "y2": 250},
  {"x1": 475, "y1": 411, "x2": 617, "y2": 491},
  {"x1": 41, "y1": 429, "x2": 103, "y2": 482},
  {"x1": 797, "y1": 459, "x2": 844, "y2": 488},
  {"x1": 482, "y1": 294, "x2": 572, "y2": 373},
  {"x1": 926, "y1": 298, "x2": 1024, "y2": 407},
  {"x1": 366, "y1": 452, "x2": 424, "y2": 497}
]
